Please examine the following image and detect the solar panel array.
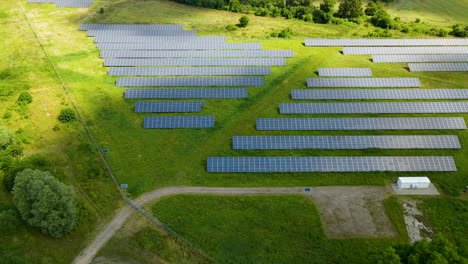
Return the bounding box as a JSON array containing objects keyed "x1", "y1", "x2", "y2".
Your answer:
[
  {"x1": 104, "y1": 58, "x2": 286, "y2": 66},
  {"x1": 97, "y1": 42, "x2": 262, "y2": 50},
  {"x1": 232, "y1": 135, "x2": 461, "y2": 150},
  {"x1": 343, "y1": 47, "x2": 468, "y2": 55},
  {"x1": 108, "y1": 67, "x2": 271, "y2": 76},
  {"x1": 27, "y1": 0, "x2": 92, "y2": 7},
  {"x1": 291, "y1": 89, "x2": 468, "y2": 100},
  {"x1": 373, "y1": 54, "x2": 468, "y2": 63},
  {"x1": 87, "y1": 30, "x2": 196, "y2": 37},
  {"x1": 79, "y1": 24, "x2": 184, "y2": 31},
  {"x1": 93, "y1": 35, "x2": 227, "y2": 43},
  {"x1": 256, "y1": 117, "x2": 466, "y2": 130},
  {"x1": 305, "y1": 39, "x2": 468, "y2": 46},
  {"x1": 116, "y1": 77, "x2": 263, "y2": 87},
  {"x1": 318, "y1": 68, "x2": 372, "y2": 77},
  {"x1": 207, "y1": 156, "x2": 457, "y2": 172},
  {"x1": 134, "y1": 101, "x2": 205, "y2": 113},
  {"x1": 280, "y1": 102, "x2": 468, "y2": 114},
  {"x1": 124, "y1": 88, "x2": 248, "y2": 99},
  {"x1": 409, "y1": 63, "x2": 468, "y2": 72},
  {"x1": 306, "y1": 78, "x2": 421, "y2": 87},
  {"x1": 100, "y1": 50, "x2": 293, "y2": 58},
  {"x1": 143, "y1": 116, "x2": 214, "y2": 128}
]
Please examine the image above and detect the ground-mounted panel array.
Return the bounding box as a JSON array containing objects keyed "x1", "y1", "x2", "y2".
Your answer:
[
  {"x1": 409, "y1": 63, "x2": 468, "y2": 72},
  {"x1": 306, "y1": 78, "x2": 421, "y2": 88},
  {"x1": 143, "y1": 116, "x2": 214, "y2": 128},
  {"x1": 79, "y1": 24, "x2": 184, "y2": 31},
  {"x1": 280, "y1": 102, "x2": 468, "y2": 114},
  {"x1": 87, "y1": 30, "x2": 196, "y2": 37},
  {"x1": 100, "y1": 50, "x2": 294, "y2": 58},
  {"x1": 256, "y1": 117, "x2": 466, "y2": 130},
  {"x1": 207, "y1": 156, "x2": 457, "y2": 172},
  {"x1": 343, "y1": 47, "x2": 468, "y2": 55},
  {"x1": 124, "y1": 88, "x2": 248, "y2": 99},
  {"x1": 232, "y1": 135, "x2": 461, "y2": 150},
  {"x1": 55, "y1": 0, "x2": 93, "y2": 7},
  {"x1": 97, "y1": 42, "x2": 262, "y2": 50},
  {"x1": 291, "y1": 89, "x2": 468, "y2": 100},
  {"x1": 134, "y1": 101, "x2": 205, "y2": 113},
  {"x1": 93, "y1": 35, "x2": 227, "y2": 43},
  {"x1": 116, "y1": 77, "x2": 264, "y2": 87},
  {"x1": 108, "y1": 67, "x2": 271, "y2": 76},
  {"x1": 305, "y1": 39, "x2": 468, "y2": 47},
  {"x1": 104, "y1": 58, "x2": 286, "y2": 66},
  {"x1": 373, "y1": 54, "x2": 468, "y2": 63},
  {"x1": 318, "y1": 68, "x2": 372, "y2": 77}
]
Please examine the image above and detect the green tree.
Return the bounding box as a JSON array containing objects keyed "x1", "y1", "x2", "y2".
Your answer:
[
  {"x1": 58, "y1": 107, "x2": 76, "y2": 123},
  {"x1": 0, "y1": 125, "x2": 14, "y2": 150},
  {"x1": 0, "y1": 209, "x2": 19, "y2": 235},
  {"x1": 13, "y1": 169, "x2": 76, "y2": 238},
  {"x1": 239, "y1": 15, "x2": 250, "y2": 27},
  {"x1": 376, "y1": 247, "x2": 401, "y2": 264},
  {"x1": 371, "y1": 9, "x2": 395, "y2": 29},
  {"x1": 229, "y1": 0, "x2": 242, "y2": 12},
  {"x1": 320, "y1": 0, "x2": 336, "y2": 13},
  {"x1": 337, "y1": 0, "x2": 363, "y2": 21}
]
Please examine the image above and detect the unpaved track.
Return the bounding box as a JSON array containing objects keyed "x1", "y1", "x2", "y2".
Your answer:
[{"x1": 72, "y1": 186, "x2": 307, "y2": 264}]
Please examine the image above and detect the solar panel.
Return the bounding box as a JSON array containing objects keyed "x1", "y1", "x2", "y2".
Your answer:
[
  {"x1": 306, "y1": 78, "x2": 421, "y2": 87},
  {"x1": 134, "y1": 101, "x2": 205, "y2": 112},
  {"x1": 373, "y1": 54, "x2": 468, "y2": 63},
  {"x1": 256, "y1": 117, "x2": 466, "y2": 130},
  {"x1": 232, "y1": 135, "x2": 461, "y2": 150},
  {"x1": 55, "y1": 0, "x2": 92, "y2": 7},
  {"x1": 93, "y1": 35, "x2": 226, "y2": 43},
  {"x1": 104, "y1": 58, "x2": 285, "y2": 66},
  {"x1": 409, "y1": 63, "x2": 468, "y2": 72},
  {"x1": 280, "y1": 102, "x2": 468, "y2": 114},
  {"x1": 108, "y1": 67, "x2": 271, "y2": 76},
  {"x1": 143, "y1": 116, "x2": 214, "y2": 128},
  {"x1": 207, "y1": 156, "x2": 457, "y2": 172},
  {"x1": 87, "y1": 30, "x2": 196, "y2": 37},
  {"x1": 318, "y1": 68, "x2": 372, "y2": 77},
  {"x1": 343, "y1": 47, "x2": 468, "y2": 55},
  {"x1": 116, "y1": 77, "x2": 263, "y2": 87},
  {"x1": 124, "y1": 88, "x2": 248, "y2": 99},
  {"x1": 100, "y1": 50, "x2": 294, "y2": 58},
  {"x1": 27, "y1": 0, "x2": 55, "y2": 3},
  {"x1": 291, "y1": 89, "x2": 468, "y2": 100},
  {"x1": 79, "y1": 24, "x2": 184, "y2": 31},
  {"x1": 97, "y1": 42, "x2": 262, "y2": 50},
  {"x1": 304, "y1": 39, "x2": 468, "y2": 46}
]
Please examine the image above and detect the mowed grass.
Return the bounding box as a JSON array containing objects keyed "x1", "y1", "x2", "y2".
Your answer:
[
  {"x1": 19, "y1": 0, "x2": 467, "y2": 196},
  {"x1": 152, "y1": 195, "x2": 404, "y2": 264}
]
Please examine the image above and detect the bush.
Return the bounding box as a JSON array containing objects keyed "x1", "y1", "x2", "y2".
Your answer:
[
  {"x1": 17, "y1": 92, "x2": 32, "y2": 105},
  {"x1": 13, "y1": 169, "x2": 76, "y2": 237},
  {"x1": 99, "y1": 7, "x2": 104, "y2": 14},
  {"x1": 438, "y1": 28, "x2": 448, "y2": 37},
  {"x1": 278, "y1": 27, "x2": 293, "y2": 38},
  {"x1": 0, "y1": 209, "x2": 19, "y2": 235},
  {"x1": 0, "y1": 125, "x2": 14, "y2": 150},
  {"x1": 371, "y1": 9, "x2": 395, "y2": 29},
  {"x1": 367, "y1": 28, "x2": 393, "y2": 37},
  {"x1": 450, "y1": 24, "x2": 468, "y2": 37},
  {"x1": 238, "y1": 15, "x2": 250, "y2": 27},
  {"x1": 225, "y1": 24, "x2": 237, "y2": 31},
  {"x1": 58, "y1": 107, "x2": 76, "y2": 123}
]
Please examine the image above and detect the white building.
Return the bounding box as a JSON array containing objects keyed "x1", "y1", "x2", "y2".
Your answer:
[{"x1": 397, "y1": 177, "x2": 431, "y2": 189}]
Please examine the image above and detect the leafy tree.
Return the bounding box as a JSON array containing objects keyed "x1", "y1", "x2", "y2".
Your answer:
[
  {"x1": 376, "y1": 247, "x2": 401, "y2": 264},
  {"x1": 0, "y1": 125, "x2": 14, "y2": 150},
  {"x1": 229, "y1": 0, "x2": 242, "y2": 12},
  {"x1": 225, "y1": 24, "x2": 237, "y2": 31},
  {"x1": 365, "y1": 1, "x2": 381, "y2": 16},
  {"x1": 450, "y1": 24, "x2": 468, "y2": 37},
  {"x1": 337, "y1": 0, "x2": 364, "y2": 21},
  {"x1": 371, "y1": 9, "x2": 395, "y2": 29},
  {"x1": 17, "y1": 92, "x2": 32, "y2": 105},
  {"x1": 0, "y1": 209, "x2": 19, "y2": 235},
  {"x1": 13, "y1": 169, "x2": 76, "y2": 238},
  {"x1": 239, "y1": 15, "x2": 250, "y2": 27},
  {"x1": 320, "y1": 0, "x2": 336, "y2": 13},
  {"x1": 58, "y1": 107, "x2": 76, "y2": 123}
]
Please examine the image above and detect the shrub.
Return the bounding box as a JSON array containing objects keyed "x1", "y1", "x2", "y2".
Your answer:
[
  {"x1": 58, "y1": 107, "x2": 76, "y2": 123},
  {"x1": 225, "y1": 24, "x2": 237, "y2": 31},
  {"x1": 415, "y1": 18, "x2": 421, "y2": 23},
  {"x1": 438, "y1": 28, "x2": 448, "y2": 37},
  {"x1": 2, "y1": 112, "x2": 12, "y2": 119},
  {"x1": 238, "y1": 15, "x2": 250, "y2": 27},
  {"x1": 371, "y1": 9, "x2": 395, "y2": 29},
  {"x1": 0, "y1": 125, "x2": 14, "y2": 150},
  {"x1": 99, "y1": 7, "x2": 104, "y2": 14},
  {"x1": 450, "y1": 24, "x2": 468, "y2": 37},
  {"x1": 278, "y1": 27, "x2": 294, "y2": 38},
  {"x1": 0, "y1": 209, "x2": 19, "y2": 235},
  {"x1": 13, "y1": 169, "x2": 76, "y2": 237},
  {"x1": 17, "y1": 92, "x2": 32, "y2": 105}
]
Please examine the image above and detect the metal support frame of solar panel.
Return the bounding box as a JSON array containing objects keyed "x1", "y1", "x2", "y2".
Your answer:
[
  {"x1": 304, "y1": 39, "x2": 468, "y2": 46},
  {"x1": 117, "y1": 77, "x2": 264, "y2": 87},
  {"x1": 143, "y1": 116, "x2": 214, "y2": 128},
  {"x1": 343, "y1": 47, "x2": 468, "y2": 55},
  {"x1": 206, "y1": 156, "x2": 457, "y2": 172},
  {"x1": 318, "y1": 68, "x2": 372, "y2": 77},
  {"x1": 409, "y1": 63, "x2": 468, "y2": 72},
  {"x1": 280, "y1": 102, "x2": 468, "y2": 114},
  {"x1": 55, "y1": 0, "x2": 92, "y2": 7},
  {"x1": 93, "y1": 36, "x2": 227, "y2": 43},
  {"x1": 232, "y1": 135, "x2": 461, "y2": 150},
  {"x1": 134, "y1": 101, "x2": 205, "y2": 113},
  {"x1": 86, "y1": 30, "x2": 196, "y2": 37},
  {"x1": 291, "y1": 89, "x2": 468, "y2": 100},
  {"x1": 109, "y1": 67, "x2": 271, "y2": 76},
  {"x1": 100, "y1": 50, "x2": 294, "y2": 58},
  {"x1": 256, "y1": 117, "x2": 466, "y2": 130},
  {"x1": 125, "y1": 88, "x2": 248, "y2": 99},
  {"x1": 306, "y1": 78, "x2": 421, "y2": 88},
  {"x1": 373, "y1": 54, "x2": 468, "y2": 63},
  {"x1": 79, "y1": 24, "x2": 184, "y2": 31},
  {"x1": 105, "y1": 58, "x2": 285, "y2": 67},
  {"x1": 97, "y1": 42, "x2": 262, "y2": 50}
]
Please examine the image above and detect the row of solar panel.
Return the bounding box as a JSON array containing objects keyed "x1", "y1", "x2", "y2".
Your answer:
[
  {"x1": 206, "y1": 156, "x2": 457, "y2": 172},
  {"x1": 97, "y1": 42, "x2": 262, "y2": 50},
  {"x1": 86, "y1": 30, "x2": 196, "y2": 37},
  {"x1": 373, "y1": 54, "x2": 468, "y2": 63},
  {"x1": 232, "y1": 135, "x2": 461, "y2": 149},
  {"x1": 279, "y1": 102, "x2": 468, "y2": 114},
  {"x1": 93, "y1": 36, "x2": 227, "y2": 43},
  {"x1": 100, "y1": 50, "x2": 294, "y2": 58},
  {"x1": 305, "y1": 39, "x2": 468, "y2": 47},
  {"x1": 125, "y1": 88, "x2": 247, "y2": 99},
  {"x1": 143, "y1": 116, "x2": 214, "y2": 128},
  {"x1": 116, "y1": 77, "x2": 263, "y2": 87},
  {"x1": 134, "y1": 101, "x2": 205, "y2": 113},
  {"x1": 318, "y1": 68, "x2": 372, "y2": 77},
  {"x1": 409, "y1": 63, "x2": 468, "y2": 72},
  {"x1": 27, "y1": 0, "x2": 92, "y2": 7},
  {"x1": 104, "y1": 58, "x2": 286, "y2": 66},
  {"x1": 108, "y1": 67, "x2": 271, "y2": 76},
  {"x1": 256, "y1": 117, "x2": 466, "y2": 130},
  {"x1": 343, "y1": 46, "x2": 468, "y2": 55},
  {"x1": 79, "y1": 24, "x2": 184, "y2": 31},
  {"x1": 291, "y1": 89, "x2": 468, "y2": 100},
  {"x1": 306, "y1": 78, "x2": 421, "y2": 88}
]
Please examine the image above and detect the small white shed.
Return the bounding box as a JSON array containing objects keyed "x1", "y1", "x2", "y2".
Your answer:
[{"x1": 397, "y1": 177, "x2": 431, "y2": 189}]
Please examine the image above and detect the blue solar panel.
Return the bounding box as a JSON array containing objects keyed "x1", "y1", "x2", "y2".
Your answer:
[
  {"x1": 143, "y1": 116, "x2": 214, "y2": 128},
  {"x1": 291, "y1": 89, "x2": 468, "y2": 100},
  {"x1": 87, "y1": 30, "x2": 196, "y2": 37},
  {"x1": 93, "y1": 35, "x2": 226, "y2": 43},
  {"x1": 207, "y1": 156, "x2": 457, "y2": 172},
  {"x1": 304, "y1": 39, "x2": 468, "y2": 46},
  {"x1": 409, "y1": 63, "x2": 468, "y2": 72},
  {"x1": 97, "y1": 42, "x2": 262, "y2": 50},
  {"x1": 104, "y1": 58, "x2": 285, "y2": 66},
  {"x1": 134, "y1": 101, "x2": 205, "y2": 112},
  {"x1": 116, "y1": 77, "x2": 263, "y2": 87},
  {"x1": 124, "y1": 88, "x2": 248, "y2": 99},
  {"x1": 100, "y1": 50, "x2": 293, "y2": 58},
  {"x1": 108, "y1": 67, "x2": 271, "y2": 76},
  {"x1": 79, "y1": 24, "x2": 184, "y2": 31},
  {"x1": 373, "y1": 54, "x2": 468, "y2": 63},
  {"x1": 306, "y1": 78, "x2": 421, "y2": 88}
]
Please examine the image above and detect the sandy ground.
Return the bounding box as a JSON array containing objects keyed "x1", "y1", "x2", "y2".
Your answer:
[{"x1": 401, "y1": 199, "x2": 432, "y2": 243}]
